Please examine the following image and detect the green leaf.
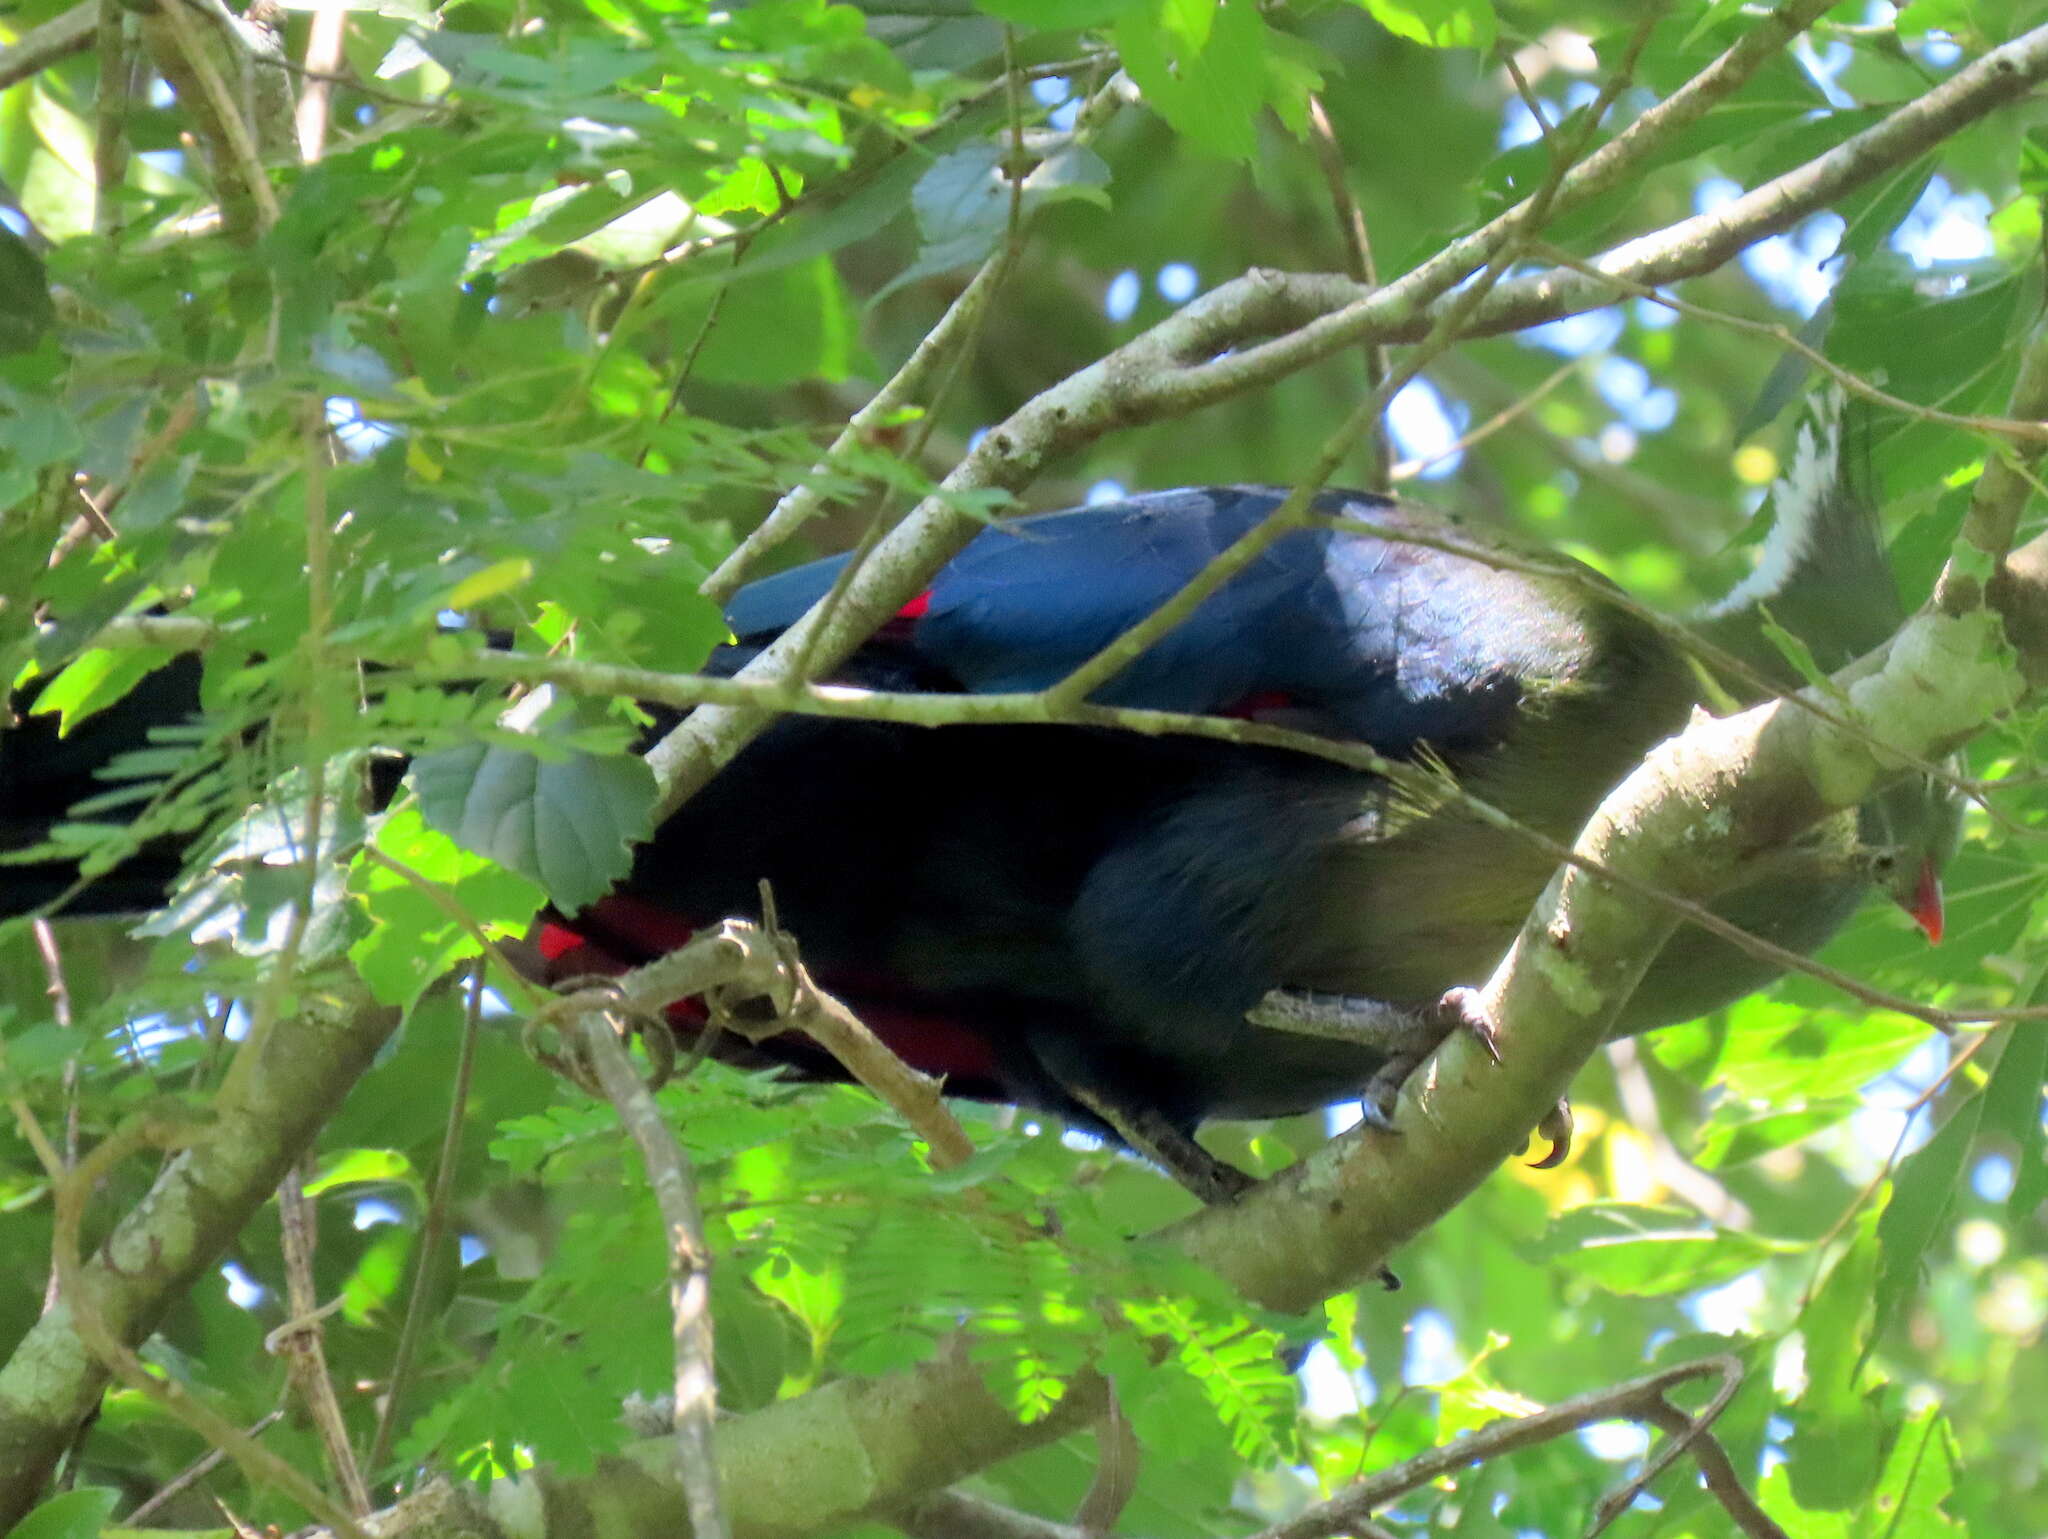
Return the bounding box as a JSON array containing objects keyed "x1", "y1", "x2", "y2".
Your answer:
[
  {"x1": 974, "y1": 0, "x2": 1138, "y2": 23},
  {"x1": 1354, "y1": 0, "x2": 1495, "y2": 50},
  {"x1": 655, "y1": 254, "x2": 859, "y2": 387},
  {"x1": 1680, "y1": 0, "x2": 1753, "y2": 49},
  {"x1": 1159, "y1": 0, "x2": 1214, "y2": 51},
  {"x1": 1835, "y1": 155, "x2": 1939, "y2": 264},
  {"x1": 1787, "y1": 1212, "x2": 1884, "y2": 1510},
  {"x1": 1897, "y1": 0, "x2": 1976, "y2": 42},
  {"x1": 875, "y1": 138, "x2": 1110, "y2": 302},
  {"x1": 1864, "y1": 1403, "x2": 1966, "y2": 1534},
  {"x1": 349, "y1": 803, "x2": 546, "y2": 1005},
  {"x1": 1694, "y1": 1098, "x2": 1861, "y2": 1169},
  {"x1": 0, "y1": 385, "x2": 81, "y2": 469},
  {"x1": 2021, "y1": 125, "x2": 2048, "y2": 202},
  {"x1": 1657, "y1": 1002, "x2": 1925, "y2": 1104},
  {"x1": 642, "y1": 106, "x2": 995, "y2": 305},
  {"x1": 408, "y1": 737, "x2": 654, "y2": 913},
  {"x1": 1993, "y1": 1023, "x2": 2048, "y2": 1220},
  {"x1": 1873, "y1": 1089, "x2": 1986, "y2": 1347},
  {"x1": 303, "y1": 1146, "x2": 417, "y2": 1195},
  {"x1": 1116, "y1": 2, "x2": 1273, "y2": 162},
  {"x1": 1525, "y1": 1203, "x2": 1779, "y2": 1296},
  {"x1": 909, "y1": 142, "x2": 1011, "y2": 271},
  {"x1": 9, "y1": 1488, "x2": 119, "y2": 1539},
  {"x1": 27, "y1": 648, "x2": 177, "y2": 735}
]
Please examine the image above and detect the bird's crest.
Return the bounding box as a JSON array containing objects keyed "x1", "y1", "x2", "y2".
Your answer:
[
  {"x1": 1698, "y1": 385, "x2": 1902, "y2": 690},
  {"x1": 1709, "y1": 383, "x2": 1851, "y2": 617}
]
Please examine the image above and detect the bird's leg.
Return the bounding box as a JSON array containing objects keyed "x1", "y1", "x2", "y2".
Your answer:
[
  {"x1": 1062, "y1": 1083, "x2": 1255, "y2": 1204},
  {"x1": 1249, "y1": 984, "x2": 1500, "y2": 1129},
  {"x1": 1253, "y1": 985, "x2": 1574, "y2": 1167},
  {"x1": 1061, "y1": 1072, "x2": 1401, "y2": 1290}
]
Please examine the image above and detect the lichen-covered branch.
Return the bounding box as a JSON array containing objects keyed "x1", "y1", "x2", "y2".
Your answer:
[{"x1": 0, "y1": 990, "x2": 401, "y2": 1531}]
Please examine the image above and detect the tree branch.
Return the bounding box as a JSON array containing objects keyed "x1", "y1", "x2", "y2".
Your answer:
[
  {"x1": 0, "y1": 2, "x2": 95, "y2": 92},
  {"x1": 642, "y1": 14, "x2": 2048, "y2": 822},
  {"x1": 0, "y1": 990, "x2": 401, "y2": 1531},
  {"x1": 574, "y1": 1013, "x2": 728, "y2": 1539}
]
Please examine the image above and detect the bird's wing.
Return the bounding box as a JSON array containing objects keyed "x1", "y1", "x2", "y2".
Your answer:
[{"x1": 726, "y1": 486, "x2": 1581, "y2": 756}]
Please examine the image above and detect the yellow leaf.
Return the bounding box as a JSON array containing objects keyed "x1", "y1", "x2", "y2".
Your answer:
[{"x1": 445, "y1": 558, "x2": 534, "y2": 608}]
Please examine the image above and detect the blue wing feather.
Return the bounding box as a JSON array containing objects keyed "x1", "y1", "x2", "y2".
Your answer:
[{"x1": 722, "y1": 486, "x2": 1562, "y2": 755}]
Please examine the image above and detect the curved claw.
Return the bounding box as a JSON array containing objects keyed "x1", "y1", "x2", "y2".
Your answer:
[
  {"x1": 1528, "y1": 1098, "x2": 1574, "y2": 1169},
  {"x1": 1436, "y1": 985, "x2": 1501, "y2": 1063},
  {"x1": 1355, "y1": 1091, "x2": 1402, "y2": 1133}
]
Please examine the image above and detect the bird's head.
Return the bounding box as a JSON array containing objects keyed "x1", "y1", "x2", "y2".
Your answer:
[
  {"x1": 1858, "y1": 764, "x2": 1966, "y2": 944},
  {"x1": 1695, "y1": 387, "x2": 1966, "y2": 944}
]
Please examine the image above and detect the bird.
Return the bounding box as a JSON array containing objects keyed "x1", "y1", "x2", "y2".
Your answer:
[{"x1": 1, "y1": 395, "x2": 1960, "y2": 1201}]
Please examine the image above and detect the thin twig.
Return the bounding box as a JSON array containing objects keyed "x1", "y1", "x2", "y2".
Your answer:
[
  {"x1": 43, "y1": 1110, "x2": 373, "y2": 1539},
  {"x1": 274, "y1": 1164, "x2": 373, "y2": 1514},
  {"x1": 369, "y1": 964, "x2": 486, "y2": 1472},
  {"x1": 1072, "y1": 1393, "x2": 1138, "y2": 1535},
  {"x1": 145, "y1": 0, "x2": 281, "y2": 235},
  {"x1": 701, "y1": 248, "x2": 1007, "y2": 602},
  {"x1": 1430, "y1": 352, "x2": 1731, "y2": 547},
  {"x1": 701, "y1": 72, "x2": 1131, "y2": 602},
  {"x1": 573, "y1": 915, "x2": 978, "y2": 1169},
  {"x1": 1305, "y1": 94, "x2": 1389, "y2": 491},
  {"x1": 898, "y1": 1490, "x2": 1091, "y2": 1539},
  {"x1": 642, "y1": 232, "x2": 751, "y2": 461},
  {"x1": 1803, "y1": 1026, "x2": 1998, "y2": 1309},
  {"x1": 574, "y1": 1009, "x2": 728, "y2": 1539},
  {"x1": 1586, "y1": 1357, "x2": 1759, "y2": 1536},
  {"x1": 358, "y1": 844, "x2": 548, "y2": 1010},
  {"x1": 1247, "y1": 1356, "x2": 1748, "y2": 1539},
  {"x1": 1628, "y1": 1399, "x2": 1790, "y2": 1539},
  {"x1": 1389, "y1": 355, "x2": 1577, "y2": 483},
  {"x1": 29, "y1": 921, "x2": 80, "y2": 1317},
  {"x1": 1607, "y1": 1038, "x2": 1752, "y2": 1228},
  {"x1": 1501, "y1": 50, "x2": 1555, "y2": 137},
  {"x1": 1528, "y1": 240, "x2": 2048, "y2": 443},
  {"x1": 124, "y1": 1408, "x2": 286, "y2": 1525}
]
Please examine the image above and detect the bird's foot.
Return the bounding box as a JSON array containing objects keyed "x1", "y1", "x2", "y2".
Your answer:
[
  {"x1": 1433, "y1": 985, "x2": 1501, "y2": 1063},
  {"x1": 1251, "y1": 983, "x2": 1563, "y2": 1173},
  {"x1": 1530, "y1": 1097, "x2": 1574, "y2": 1169}
]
